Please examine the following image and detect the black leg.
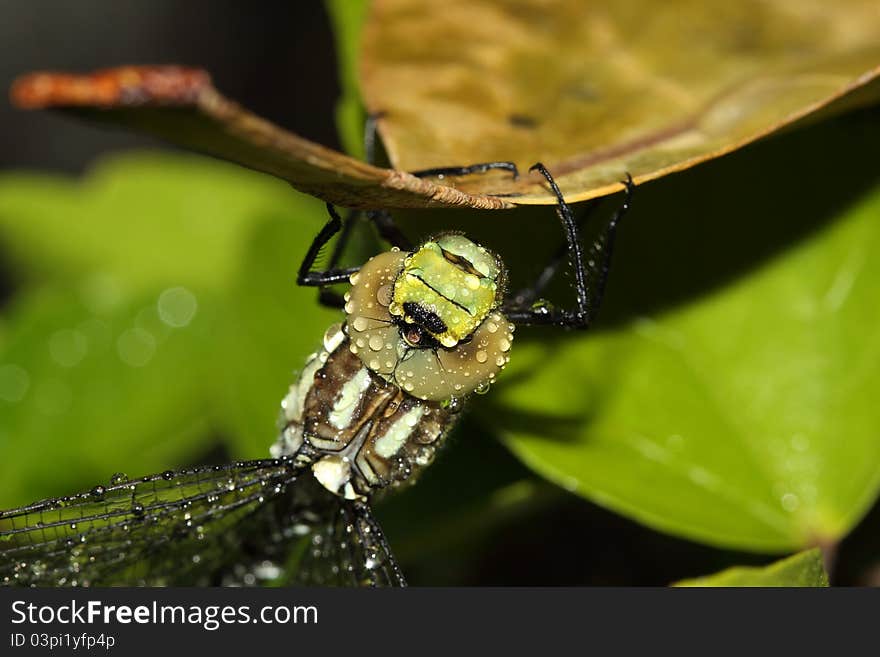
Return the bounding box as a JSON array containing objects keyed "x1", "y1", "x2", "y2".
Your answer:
[
  {"x1": 353, "y1": 114, "x2": 415, "y2": 253},
  {"x1": 504, "y1": 164, "x2": 634, "y2": 329},
  {"x1": 369, "y1": 209, "x2": 413, "y2": 251},
  {"x1": 297, "y1": 203, "x2": 360, "y2": 292},
  {"x1": 298, "y1": 114, "x2": 408, "y2": 309},
  {"x1": 299, "y1": 116, "x2": 522, "y2": 308},
  {"x1": 508, "y1": 198, "x2": 600, "y2": 308},
  {"x1": 364, "y1": 112, "x2": 517, "y2": 183},
  {"x1": 410, "y1": 161, "x2": 520, "y2": 180}
]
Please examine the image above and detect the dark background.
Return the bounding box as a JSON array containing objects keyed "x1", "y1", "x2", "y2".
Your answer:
[
  {"x1": 2, "y1": 1, "x2": 879, "y2": 586},
  {"x1": 0, "y1": 1, "x2": 341, "y2": 172}
]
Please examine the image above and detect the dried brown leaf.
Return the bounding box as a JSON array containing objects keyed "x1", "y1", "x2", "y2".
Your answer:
[
  {"x1": 361, "y1": 0, "x2": 880, "y2": 203},
  {"x1": 10, "y1": 66, "x2": 513, "y2": 210}
]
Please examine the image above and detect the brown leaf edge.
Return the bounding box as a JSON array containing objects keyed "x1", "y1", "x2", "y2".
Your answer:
[{"x1": 9, "y1": 66, "x2": 515, "y2": 210}]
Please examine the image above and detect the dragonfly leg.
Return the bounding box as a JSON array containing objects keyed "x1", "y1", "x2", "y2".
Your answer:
[
  {"x1": 297, "y1": 203, "x2": 360, "y2": 309},
  {"x1": 367, "y1": 108, "x2": 519, "y2": 183},
  {"x1": 409, "y1": 161, "x2": 520, "y2": 180},
  {"x1": 503, "y1": 163, "x2": 634, "y2": 329},
  {"x1": 507, "y1": 198, "x2": 600, "y2": 309}
]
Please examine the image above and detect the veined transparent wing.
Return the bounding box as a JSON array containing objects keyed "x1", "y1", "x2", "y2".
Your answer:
[
  {"x1": 294, "y1": 498, "x2": 407, "y2": 587},
  {"x1": 0, "y1": 457, "x2": 405, "y2": 587}
]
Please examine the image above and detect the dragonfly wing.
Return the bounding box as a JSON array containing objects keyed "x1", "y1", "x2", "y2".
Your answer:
[
  {"x1": 294, "y1": 496, "x2": 407, "y2": 587},
  {"x1": 0, "y1": 457, "x2": 318, "y2": 586}
]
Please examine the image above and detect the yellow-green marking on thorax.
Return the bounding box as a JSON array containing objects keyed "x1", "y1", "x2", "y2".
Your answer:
[{"x1": 389, "y1": 235, "x2": 502, "y2": 348}]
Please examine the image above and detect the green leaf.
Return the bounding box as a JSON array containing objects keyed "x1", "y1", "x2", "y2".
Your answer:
[
  {"x1": 0, "y1": 152, "x2": 302, "y2": 293},
  {"x1": 675, "y1": 548, "x2": 829, "y2": 586},
  {"x1": 495, "y1": 180, "x2": 880, "y2": 552},
  {"x1": 209, "y1": 212, "x2": 340, "y2": 457},
  {"x1": 0, "y1": 153, "x2": 331, "y2": 506},
  {"x1": 0, "y1": 285, "x2": 213, "y2": 505},
  {"x1": 325, "y1": 0, "x2": 371, "y2": 158}
]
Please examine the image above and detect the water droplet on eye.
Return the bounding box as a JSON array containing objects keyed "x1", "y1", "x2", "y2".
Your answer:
[
  {"x1": 368, "y1": 335, "x2": 384, "y2": 351},
  {"x1": 495, "y1": 355, "x2": 507, "y2": 367},
  {"x1": 369, "y1": 358, "x2": 381, "y2": 370},
  {"x1": 403, "y1": 381, "x2": 414, "y2": 392},
  {"x1": 498, "y1": 338, "x2": 511, "y2": 352},
  {"x1": 486, "y1": 321, "x2": 498, "y2": 333},
  {"x1": 475, "y1": 350, "x2": 488, "y2": 363},
  {"x1": 109, "y1": 472, "x2": 129, "y2": 485},
  {"x1": 352, "y1": 316, "x2": 369, "y2": 332},
  {"x1": 475, "y1": 382, "x2": 491, "y2": 395},
  {"x1": 349, "y1": 272, "x2": 360, "y2": 285},
  {"x1": 377, "y1": 284, "x2": 393, "y2": 306}
]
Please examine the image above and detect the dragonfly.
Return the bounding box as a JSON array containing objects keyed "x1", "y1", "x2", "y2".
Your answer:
[{"x1": 0, "y1": 162, "x2": 633, "y2": 587}]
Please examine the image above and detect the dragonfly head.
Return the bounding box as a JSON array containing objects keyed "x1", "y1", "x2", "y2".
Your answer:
[
  {"x1": 344, "y1": 236, "x2": 514, "y2": 401},
  {"x1": 388, "y1": 233, "x2": 504, "y2": 349}
]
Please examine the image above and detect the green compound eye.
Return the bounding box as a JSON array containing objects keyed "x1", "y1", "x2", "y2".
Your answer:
[
  {"x1": 388, "y1": 236, "x2": 503, "y2": 348},
  {"x1": 345, "y1": 250, "x2": 513, "y2": 402}
]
